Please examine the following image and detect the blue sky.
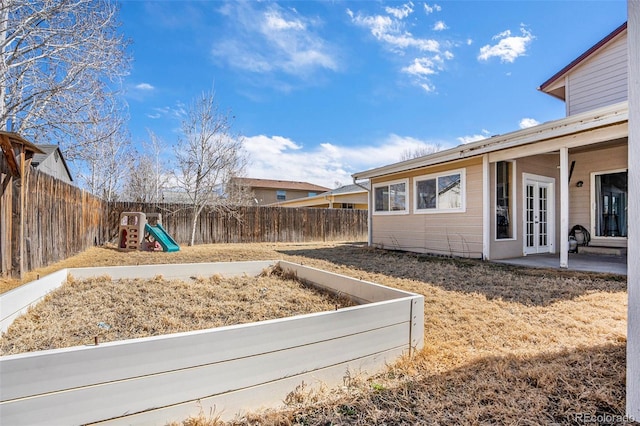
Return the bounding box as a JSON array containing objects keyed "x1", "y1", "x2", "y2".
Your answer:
[{"x1": 120, "y1": 0, "x2": 627, "y2": 189}]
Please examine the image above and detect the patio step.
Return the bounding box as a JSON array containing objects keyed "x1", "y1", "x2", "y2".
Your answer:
[{"x1": 577, "y1": 245, "x2": 627, "y2": 256}]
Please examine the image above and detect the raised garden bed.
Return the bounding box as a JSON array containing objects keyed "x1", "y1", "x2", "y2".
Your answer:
[{"x1": 0, "y1": 260, "x2": 423, "y2": 425}]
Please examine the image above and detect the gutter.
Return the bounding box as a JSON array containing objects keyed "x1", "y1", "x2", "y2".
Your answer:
[{"x1": 352, "y1": 178, "x2": 372, "y2": 247}]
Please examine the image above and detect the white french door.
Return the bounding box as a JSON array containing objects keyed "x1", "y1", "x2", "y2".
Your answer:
[{"x1": 523, "y1": 175, "x2": 555, "y2": 255}]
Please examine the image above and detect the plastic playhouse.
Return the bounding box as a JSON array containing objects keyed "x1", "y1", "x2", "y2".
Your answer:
[{"x1": 118, "y1": 212, "x2": 180, "y2": 252}]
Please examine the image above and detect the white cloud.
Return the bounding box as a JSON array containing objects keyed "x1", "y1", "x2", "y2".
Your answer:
[
  {"x1": 243, "y1": 135, "x2": 302, "y2": 154},
  {"x1": 519, "y1": 117, "x2": 540, "y2": 129},
  {"x1": 147, "y1": 102, "x2": 187, "y2": 120},
  {"x1": 135, "y1": 83, "x2": 155, "y2": 91},
  {"x1": 424, "y1": 3, "x2": 441, "y2": 14},
  {"x1": 385, "y1": 2, "x2": 414, "y2": 19},
  {"x1": 466, "y1": 38, "x2": 473, "y2": 46},
  {"x1": 242, "y1": 134, "x2": 443, "y2": 188},
  {"x1": 212, "y1": 3, "x2": 338, "y2": 80},
  {"x1": 264, "y1": 10, "x2": 305, "y2": 31},
  {"x1": 348, "y1": 4, "x2": 455, "y2": 93},
  {"x1": 457, "y1": 129, "x2": 491, "y2": 144},
  {"x1": 493, "y1": 29, "x2": 512, "y2": 40},
  {"x1": 478, "y1": 25, "x2": 534, "y2": 63},
  {"x1": 402, "y1": 57, "x2": 437, "y2": 77},
  {"x1": 419, "y1": 83, "x2": 435, "y2": 93},
  {"x1": 433, "y1": 21, "x2": 447, "y2": 31},
  {"x1": 348, "y1": 9, "x2": 439, "y2": 53}
]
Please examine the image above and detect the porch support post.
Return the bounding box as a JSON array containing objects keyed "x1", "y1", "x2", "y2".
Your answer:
[
  {"x1": 627, "y1": 0, "x2": 640, "y2": 419},
  {"x1": 482, "y1": 154, "x2": 490, "y2": 260},
  {"x1": 559, "y1": 147, "x2": 569, "y2": 268}
]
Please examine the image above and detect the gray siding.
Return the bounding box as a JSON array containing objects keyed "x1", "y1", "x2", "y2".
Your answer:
[
  {"x1": 35, "y1": 155, "x2": 72, "y2": 184},
  {"x1": 567, "y1": 33, "x2": 627, "y2": 115}
]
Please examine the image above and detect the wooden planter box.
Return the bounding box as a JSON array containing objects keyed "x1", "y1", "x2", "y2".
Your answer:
[{"x1": 0, "y1": 261, "x2": 423, "y2": 425}]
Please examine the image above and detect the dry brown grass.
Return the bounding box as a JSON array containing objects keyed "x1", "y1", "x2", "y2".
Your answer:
[
  {"x1": 0, "y1": 265, "x2": 353, "y2": 355},
  {"x1": 0, "y1": 242, "x2": 631, "y2": 424}
]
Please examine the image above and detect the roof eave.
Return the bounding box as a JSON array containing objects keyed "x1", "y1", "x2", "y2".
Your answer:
[
  {"x1": 539, "y1": 21, "x2": 627, "y2": 92},
  {"x1": 352, "y1": 101, "x2": 628, "y2": 181}
]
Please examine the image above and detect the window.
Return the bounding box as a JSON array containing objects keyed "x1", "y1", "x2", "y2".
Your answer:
[
  {"x1": 276, "y1": 190, "x2": 286, "y2": 201},
  {"x1": 373, "y1": 179, "x2": 408, "y2": 214},
  {"x1": 414, "y1": 170, "x2": 464, "y2": 213},
  {"x1": 496, "y1": 161, "x2": 514, "y2": 239},
  {"x1": 308, "y1": 192, "x2": 317, "y2": 197},
  {"x1": 593, "y1": 170, "x2": 627, "y2": 237},
  {"x1": 341, "y1": 203, "x2": 355, "y2": 209}
]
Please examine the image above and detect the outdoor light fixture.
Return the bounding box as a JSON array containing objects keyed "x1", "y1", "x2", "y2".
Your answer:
[{"x1": 576, "y1": 180, "x2": 584, "y2": 187}]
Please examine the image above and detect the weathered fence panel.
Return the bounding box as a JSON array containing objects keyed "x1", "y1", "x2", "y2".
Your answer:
[
  {"x1": 107, "y1": 203, "x2": 367, "y2": 245},
  {"x1": 1, "y1": 158, "x2": 367, "y2": 278}
]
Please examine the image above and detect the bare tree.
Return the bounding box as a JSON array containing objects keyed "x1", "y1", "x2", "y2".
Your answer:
[
  {"x1": 172, "y1": 90, "x2": 247, "y2": 246},
  {"x1": 0, "y1": 0, "x2": 129, "y2": 157},
  {"x1": 122, "y1": 130, "x2": 169, "y2": 203},
  {"x1": 399, "y1": 144, "x2": 442, "y2": 161},
  {"x1": 77, "y1": 128, "x2": 131, "y2": 202}
]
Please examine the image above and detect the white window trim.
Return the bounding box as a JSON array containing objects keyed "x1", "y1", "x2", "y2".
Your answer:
[
  {"x1": 590, "y1": 168, "x2": 628, "y2": 241},
  {"x1": 494, "y1": 160, "x2": 517, "y2": 242},
  {"x1": 372, "y1": 178, "x2": 410, "y2": 215},
  {"x1": 413, "y1": 169, "x2": 466, "y2": 214}
]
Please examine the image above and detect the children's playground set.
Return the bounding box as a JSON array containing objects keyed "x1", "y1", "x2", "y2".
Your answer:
[{"x1": 118, "y1": 212, "x2": 180, "y2": 252}]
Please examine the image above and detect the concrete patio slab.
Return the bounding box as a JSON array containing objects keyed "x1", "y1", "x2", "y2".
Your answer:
[{"x1": 493, "y1": 253, "x2": 627, "y2": 275}]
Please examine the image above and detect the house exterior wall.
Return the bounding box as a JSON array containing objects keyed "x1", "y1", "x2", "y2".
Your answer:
[
  {"x1": 567, "y1": 32, "x2": 627, "y2": 116},
  {"x1": 370, "y1": 158, "x2": 483, "y2": 258},
  {"x1": 568, "y1": 140, "x2": 628, "y2": 247},
  {"x1": 253, "y1": 188, "x2": 319, "y2": 205},
  {"x1": 35, "y1": 153, "x2": 72, "y2": 184},
  {"x1": 489, "y1": 141, "x2": 628, "y2": 260},
  {"x1": 490, "y1": 154, "x2": 561, "y2": 260}
]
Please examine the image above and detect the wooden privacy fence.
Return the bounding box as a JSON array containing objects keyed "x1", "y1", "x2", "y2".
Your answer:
[
  {"x1": 108, "y1": 202, "x2": 368, "y2": 245},
  {"x1": 1, "y1": 157, "x2": 368, "y2": 277},
  {"x1": 1, "y1": 159, "x2": 108, "y2": 278}
]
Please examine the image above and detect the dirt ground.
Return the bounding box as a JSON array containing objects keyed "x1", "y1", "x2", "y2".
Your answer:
[{"x1": 0, "y1": 242, "x2": 630, "y2": 425}]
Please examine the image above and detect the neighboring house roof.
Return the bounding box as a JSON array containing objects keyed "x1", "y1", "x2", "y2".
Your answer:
[
  {"x1": 323, "y1": 182, "x2": 370, "y2": 195},
  {"x1": 31, "y1": 144, "x2": 73, "y2": 182},
  {"x1": 353, "y1": 101, "x2": 628, "y2": 181},
  {"x1": 232, "y1": 177, "x2": 330, "y2": 192},
  {"x1": 271, "y1": 182, "x2": 370, "y2": 208},
  {"x1": 538, "y1": 21, "x2": 627, "y2": 100}
]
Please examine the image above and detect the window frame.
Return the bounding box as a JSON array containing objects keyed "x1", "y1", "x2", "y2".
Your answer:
[
  {"x1": 494, "y1": 160, "x2": 517, "y2": 241},
  {"x1": 372, "y1": 178, "x2": 410, "y2": 215},
  {"x1": 590, "y1": 168, "x2": 628, "y2": 240},
  {"x1": 276, "y1": 190, "x2": 286, "y2": 201},
  {"x1": 413, "y1": 169, "x2": 466, "y2": 214}
]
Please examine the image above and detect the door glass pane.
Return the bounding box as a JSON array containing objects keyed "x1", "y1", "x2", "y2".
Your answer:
[
  {"x1": 595, "y1": 172, "x2": 627, "y2": 237},
  {"x1": 526, "y1": 184, "x2": 534, "y2": 247},
  {"x1": 539, "y1": 186, "x2": 547, "y2": 246}
]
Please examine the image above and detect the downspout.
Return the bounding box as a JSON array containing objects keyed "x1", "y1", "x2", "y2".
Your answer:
[{"x1": 353, "y1": 178, "x2": 372, "y2": 246}]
